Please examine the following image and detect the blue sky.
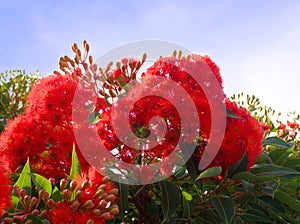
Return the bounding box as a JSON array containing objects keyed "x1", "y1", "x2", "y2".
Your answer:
[{"x1": 0, "y1": 0, "x2": 299, "y2": 114}]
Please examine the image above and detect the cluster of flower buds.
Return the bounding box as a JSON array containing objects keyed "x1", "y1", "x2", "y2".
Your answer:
[
  {"x1": 1, "y1": 174, "x2": 119, "y2": 224},
  {"x1": 1, "y1": 185, "x2": 49, "y2": 224}
]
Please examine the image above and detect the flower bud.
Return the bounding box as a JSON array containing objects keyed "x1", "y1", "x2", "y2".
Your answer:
[
  {"x1": 109, "y1": 205, "x2": 120, "y2": 215},
  {"x1": 108, "y1": 188, "x2": 119, "y2": 195},
  {"x1": 48, "y1": 177, "x2": 55, "y2": 184},
  {"x1": 38, "y1": 190, "x2": 45, "y2": 200},
  {"x1": 70, "y1": 200, "x2": 80, "y2": 210},
  {"x1": 93, "y1": 209, "x2": 101, "y2": 216},
  {"x1": 13, "y1": 185, "x2": 20, "y2": 197},
  {"x1": 20, "y1": 189, "x2": 27, "y2": 198},
  {"x1": 94, "y1": 189, "x2": 104, "y2": 198},
  {"x1": 75, "y1": 190, "x2": 83, "y2": 199},
  {"x1": 81, "y1": 181, "x2": 90, "y2": 190},
  {"x1": 24, "y1": 195, "x2": 31, "y2": 207},
  {"x1": 97, "y1": 199, "x2": 107, "y2": 209},
  {"x1": 31, "y1": 209, "x2": 39, "y2": 216},
  {"x1": 60, "y1": 179, "x2": 68, "y2": 191},
  {"x1": 86, "y1": 220, "x2": 94, "y2": 224},
  {"x1": 83, "y1": 200, "x2": 94, "y2": 209},
  {"x1": 29, "y1": 197, "x2": 38, "y2": 210},
  {"x1": 100, "y1": 211, "x2": 114, "y2": 220},
  {"x1": 70, "y1": 181, "x2": 78, "y2": 191},
  {"x1": 62, "y1": 189, "x2": 71, "y2": 201},
  {"x1": 107, "y1": 194, "x2": 116, "y2": 202}
]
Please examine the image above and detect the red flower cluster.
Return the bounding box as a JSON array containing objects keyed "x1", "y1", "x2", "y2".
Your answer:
[
  {"x1": 143, "y1": 55, "x2": 263, "y2": 170},
  {"x1": 0, "y1": 162, "x2": 11, "y2": 215},
  {"x1": 0, "y1": 74, "x2": 88, "y2": 179},
  {"x1": 48, "y1": 168, "x2": 119, "y2": 224}
]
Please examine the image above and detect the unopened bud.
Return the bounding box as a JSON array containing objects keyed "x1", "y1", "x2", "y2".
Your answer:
[
  {"x1": 81, "y1": 181, "x2": 90, "y2": 190},
  {"x1": 100, "y1": 211, "x2": 114, "y2": 220},
  {"x1": 97, "y1": 199, "x2": 107, "y2": 209},
  {"x1": 70, "y1": 200, "x2": 80, "y2": 210},
  {"x1": 75, "y1": 190, "x2": 83, "y2": 199},
  {"x1": 70, "y1": 181, "x2": 78, "y2": 191},
  {"x1": 86, "y1": 220, "x2": 94, "y2": 224},
  {"x1": 20, "y1": 189, "x2": 27, "y2": 198},
  {"x1": 31, "y1": 209, "x2": 39, "y2": 216},
  {"x1": 108, "y1": 188, "x2": 119, "y2": 195},
  {"x1": 109, "y1": 205, "x2": 120, "y2": 215},
  {"x1": 62, "y1": 189, "x2": 71, "y2": 201},
  {"x1": 24, "y1": 195, "x2": 31, "y2": 206},
  {"x1": 60, "y1": 179, "x2": 68, "y2": 191},
  {"x1": 94, "y1": 189, "x2": 104, "y2": 198},
  {"x1": 93, "y1": 209, "x2": 101, "y2": 216},
  {"x1": 13, "y1": 185, "x2": 20, "y2": 197},
  {"x1": 83, "y1": 200, "x2": 94, "y2": 209}
]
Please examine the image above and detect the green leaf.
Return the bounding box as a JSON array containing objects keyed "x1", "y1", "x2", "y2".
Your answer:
[
  {"x1": 160, "y1": 181, "x2": 181, "y2": 223},
  {"x1": 195, "y1": 166, "x2": 222, "y2": 181},
  {"x1": 12, "y1": 159, "x2": 32, "y2": 208},
  {"x1": 116, "y1": 181, "x2": 129, "y2": 221},
  {"x1": 257, "y1": 196, "x2": 285, "y2": 213},
  {"x1": 263, "y1": 137, "x2": 292, "y2": 149},
  {"x1": 182, "y1": 196, "x2": 195, "y2": 219},
  {"x1": 30, "y1": 173, "x2": 52, "y2": 196},
  {"x1": 182, "y1": 191, "x2": 193, "y2": 201},
  {"x1": 232, "y1": 172, "x2": 276, "y2": 182},
  {"x1": 211, "y1": 196, "x2": 234, "y2": 224},
  {"x1": 228, "y1": 152, "x2": 248, "y2": 177},
  {"x1": 51, "y1": 186, "x2": 62, "y2": 202},
  {"x1": 274, "y1": 190, "x2": 300, "y2": 213},
  {"x1": 14, "y1": 159, "x2": 31, "y2": 195},
  {"x1": 269, "y1": 147, "x2": 292, "y2": 165},
  {"x1": 242, "y1": 209, "x2": 273, "y2": 223},
  {"x1": 251, "y1": 164, "x2": 300, "y2": 178},
  {"x1": 255, "y1": 153, "x2": 273, "y2": 164},
  {"x1": 185, "y1": 153, "x2": 202, "y2": 189},
  {"x1": 69, "y1": 144, "x2": 81, "y2": 179}
]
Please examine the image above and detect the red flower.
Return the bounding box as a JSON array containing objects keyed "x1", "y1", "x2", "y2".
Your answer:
[
  {"x1": 0, "y1": 74, "x2": 89, "y2": 179},
  {"x1": 48, "y1": 202, "x2": 73, "y2": 224},
  {"x1": 0, "y1": 168, "x2": 11, "y2": 214},
  {"x1": 195, "y1": 99, "x2": 263, "y2": 170}
]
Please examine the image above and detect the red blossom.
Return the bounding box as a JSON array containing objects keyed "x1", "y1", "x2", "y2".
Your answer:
[{"x1": 0, "y1": 165, "x2": 12, "y2": 214}]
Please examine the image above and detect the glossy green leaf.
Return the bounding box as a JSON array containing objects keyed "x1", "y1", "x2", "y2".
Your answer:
[
  {"x1": 263, "y1": 137, "x2": 292, "y2": 149},
  {"x1": 12, "y1": 159, "x2": 32, "y2": 208},
  {"x1": 269, "y1": 148, "x2": 292, "y2": 165},
  {"x1": 242, "y1": 209, "x2": 273, "y2": 223},
  {"x1": 232, "y1": 172, "x2": 276, "y2": 182},
  {"x1": 284, "y1": 158, "x2": 300, "y2": 170},
  {"x1": 160, "y1": 181, "x2": 181, "y2": 223},
  {"x1": 195, "y1": 166, "x2": 222, "y2": 181},
  {"x1": 186, "y1": 154, "x2": 202, "y2": 189},
  {"x1": 211, "y1": 196, "x2": 234, "y2": 224},
  {"x1": 274, "y1": 190, "x2": 300, "y2": 213},
  {"x1": 251, "y1": 165, "x2": 300, "y2": 178},
  {"x1": 228, "y1": 152, "x2": 248, "y2": 177},
  {"x1": 69, "y1": 144, "x2": 81, "y2": 179},
  {"x1": 256, "y1": 153, "x2": 273, "y2": 164},
  {"x1": 51, "y1": 186, "x2": 62, "y2": 202},
  {"x1": 14, "y1": 158, "x2": 31, "y2": 195},
  {"x1": 257, "y1": 196, "x2": 285, "y2": 213},
  {"x1": 182, "y1": 196, "x2": 195, "y2": 219},
  {"x1": 30, "y1": 173, "x2": 52, "y2": 196}
]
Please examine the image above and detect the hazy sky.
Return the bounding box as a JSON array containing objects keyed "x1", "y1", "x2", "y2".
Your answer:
[{"x1": 0, "y1": 0, "x2": 299, "y2": 114}]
